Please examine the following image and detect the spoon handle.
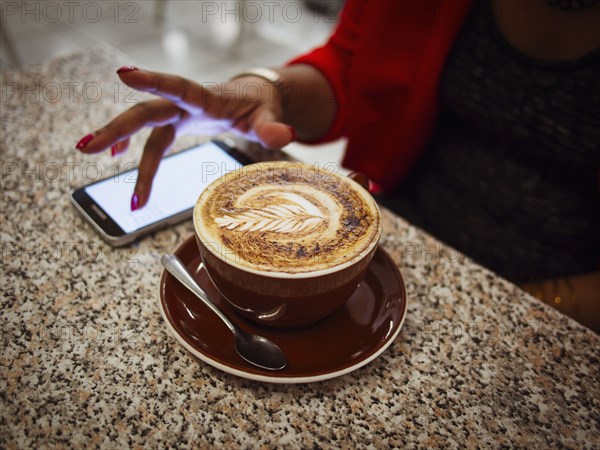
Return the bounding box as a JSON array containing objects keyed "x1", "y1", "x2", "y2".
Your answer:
[{"x1": 161, "y1": 254, "x2": 236, "y2": 333}]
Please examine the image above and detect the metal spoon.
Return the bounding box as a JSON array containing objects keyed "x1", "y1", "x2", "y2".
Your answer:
[{"x1": 161, "y1": 254, "x2": 287, "y2": 371}]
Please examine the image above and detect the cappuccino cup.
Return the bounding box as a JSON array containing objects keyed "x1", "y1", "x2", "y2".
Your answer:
[{"x1": 193, "y1": 161, "x2": 382, "y2": 328}]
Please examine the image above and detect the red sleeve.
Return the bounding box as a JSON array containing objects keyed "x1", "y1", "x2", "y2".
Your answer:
[{"x1": 286, "y1": 0, "x2": 366, "y2": 143}]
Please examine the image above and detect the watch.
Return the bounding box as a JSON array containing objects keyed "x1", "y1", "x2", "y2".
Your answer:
[{"x1": 229, "y1": 67, "x2": 283, "y2": 87}]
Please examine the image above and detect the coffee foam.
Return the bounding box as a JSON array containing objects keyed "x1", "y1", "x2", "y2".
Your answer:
[{"x1": 194, "y1": 162, "x2": 381, "y2": 275}]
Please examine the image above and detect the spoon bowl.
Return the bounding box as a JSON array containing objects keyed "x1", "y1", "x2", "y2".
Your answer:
[{"x1": 161, "y1": 254, "x2": 287, "y2": 371}]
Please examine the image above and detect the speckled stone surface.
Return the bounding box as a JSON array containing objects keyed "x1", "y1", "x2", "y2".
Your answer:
[{"x1": 1, "y1": 46, "x2": 599, "y2": 449}]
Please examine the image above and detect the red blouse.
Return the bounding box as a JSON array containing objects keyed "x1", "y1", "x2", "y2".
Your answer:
[{"x1": 289, "y1": 0, "x2": 472, "y2": 191}]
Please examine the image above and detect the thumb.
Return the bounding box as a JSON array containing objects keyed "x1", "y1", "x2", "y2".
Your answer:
[
  {"x1": 251, "y1": 108, "x2": 295, "y2": 149},
  {"x1": 254, "y1": 122, "x2": 296, "y2": 149}
]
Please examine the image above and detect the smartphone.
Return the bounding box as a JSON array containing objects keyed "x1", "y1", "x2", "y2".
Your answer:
[{"x1": 71, "y1": 140, "x2": 253, "y2": 246}]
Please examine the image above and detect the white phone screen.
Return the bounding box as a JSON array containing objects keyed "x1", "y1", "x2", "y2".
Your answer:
[{"x1": 84, "y1": 142, "x2": 243, "y2": 233}]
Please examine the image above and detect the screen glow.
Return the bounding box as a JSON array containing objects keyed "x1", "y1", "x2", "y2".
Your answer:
[{"x1": 85, "y1": 142, "x2": 242, "y2": 233}]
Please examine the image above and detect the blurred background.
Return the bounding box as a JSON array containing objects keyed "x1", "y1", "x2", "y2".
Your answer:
[{"x1": 1, "y1": 0, "x2": 346, "y2": 163}]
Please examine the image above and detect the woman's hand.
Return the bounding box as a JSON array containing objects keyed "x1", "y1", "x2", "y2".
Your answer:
[{"x1": 75, "y1": 67, "x2": 295, "y2": 210}]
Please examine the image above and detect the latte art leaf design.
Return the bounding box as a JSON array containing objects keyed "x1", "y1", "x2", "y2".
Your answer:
[{"x1": 215, "y1": 194, "x2": 325, "y2": 234}]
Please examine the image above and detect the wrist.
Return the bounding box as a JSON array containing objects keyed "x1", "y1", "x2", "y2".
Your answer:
[
  {"x1": 230, "y1": 67, "x2": 283, "y2": 87},
  {"x1": 229, "y1": 67, "x2": 286, "y2": 106}
]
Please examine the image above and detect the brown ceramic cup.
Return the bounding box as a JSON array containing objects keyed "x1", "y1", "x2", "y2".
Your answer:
[{"x1": 193, "y1": 162, "x2": 382, "y2": 328}]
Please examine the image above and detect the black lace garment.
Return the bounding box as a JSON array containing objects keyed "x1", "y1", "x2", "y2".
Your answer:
[{"x1": 379, "y1": 0, "x2": 600, "y2": 283}]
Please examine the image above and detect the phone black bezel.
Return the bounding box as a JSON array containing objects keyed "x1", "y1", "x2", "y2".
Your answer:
[{"x1": 71, "y1": 139, "x2": 253, "y2": 246}]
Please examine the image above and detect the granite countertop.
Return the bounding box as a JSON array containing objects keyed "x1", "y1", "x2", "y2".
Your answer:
[{"x1": 1, "y1": 46, "x2": 599, "y2": 449}]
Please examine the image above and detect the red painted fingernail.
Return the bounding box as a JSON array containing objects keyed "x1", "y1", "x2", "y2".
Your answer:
[
  {"x1": 131, "y1": 193, "x2": 139, "y2": 211},
  {"x1": 75, "y1": 133, "x2": 94, "y2": 150},
  {"x1": 111, "y1": 144, "x2": 118, "y2": 157},
  {"x1": 117, "y1": 66, "x2": 138, "y2": 74},
  {"x1": 287, "y1": 125, "x2": 296, "y2": 141}
]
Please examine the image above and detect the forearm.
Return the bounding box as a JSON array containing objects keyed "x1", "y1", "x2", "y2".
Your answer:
[{"x1": 274, "y1": 64, "x2": 337, "y2": 142}]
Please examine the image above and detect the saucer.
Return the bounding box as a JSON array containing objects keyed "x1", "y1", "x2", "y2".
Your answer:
[{"x1": 158, "y1": 236, "x2": 407, "y2": 383}]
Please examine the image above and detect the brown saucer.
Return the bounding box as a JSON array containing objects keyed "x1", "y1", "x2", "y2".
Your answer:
[{"x1": 158, "y1": 236, "x2": 407, "y2": 383}]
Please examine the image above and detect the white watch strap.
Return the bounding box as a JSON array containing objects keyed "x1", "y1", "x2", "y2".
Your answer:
[{"x1": 229, "y1": 67, "x2": 282, "y2": 86}]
